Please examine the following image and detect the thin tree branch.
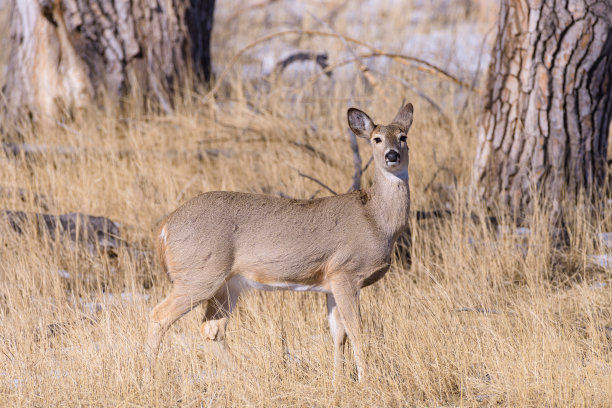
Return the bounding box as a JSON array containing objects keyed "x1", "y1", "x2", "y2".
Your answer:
[
  {"x1": 307, "y1": 11, "x2": 381, "y2": 92},
  {"x1": 362, "y1": 156, "x2": 373, "y2": 173},
  {"x1": 460, "y1": 23, "x2": 496, "y2": 115},
  {"x1": 368, "y1": 68, "x2": 451, "y2": 124},
  {"x1": 348, "y1": 130, "x2": 362, "y2": 192},
  {"x1": 297, "y1": 171, "x2": 338, "y2": 196},
  {"x1": 291, "y1": 140, "x2": 337, "y2": 166}
]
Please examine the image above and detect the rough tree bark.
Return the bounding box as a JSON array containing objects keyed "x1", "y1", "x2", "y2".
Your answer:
[
  {"x1": 471, "y1": 0, "x2": 612, "y2": 222},
  {"x1": 2, "y1": 0, "x2": 215, "y2": 121}
]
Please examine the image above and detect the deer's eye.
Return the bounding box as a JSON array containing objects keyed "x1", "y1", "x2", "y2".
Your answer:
[
  {"x1": 374, "y1": 137, "x2": 382, "y2": 144},
  {"x1": 399, "y1": 135, "x2": 407, "y2": 143}
]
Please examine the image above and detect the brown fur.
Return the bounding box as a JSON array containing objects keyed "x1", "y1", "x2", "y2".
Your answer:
[{"x1": 146, "y1": 103, "x2": 415, "y2": 382}]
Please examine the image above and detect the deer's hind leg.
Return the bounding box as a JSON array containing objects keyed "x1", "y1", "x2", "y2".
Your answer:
[
  {"x1": 146, "y1": 272, "x2": 231, "y2": 362},
  {"x1": 199, "y1": 278, "x2": 246, "y2": 365},
  {"x1": 146, "y1": 290, "x2": 204, "y2": 362}
]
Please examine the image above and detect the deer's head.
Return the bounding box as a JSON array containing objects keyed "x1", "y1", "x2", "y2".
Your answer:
[{"x1": 348, "y1": 103, "x2": 413, "y2": 180}]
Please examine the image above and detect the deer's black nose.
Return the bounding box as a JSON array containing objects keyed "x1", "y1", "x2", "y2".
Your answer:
[{"x1": 385, "y1": 150, "x2": 399, "y2": 162}]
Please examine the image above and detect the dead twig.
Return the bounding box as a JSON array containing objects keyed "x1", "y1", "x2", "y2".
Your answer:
[
  {"x1": 147, "y1": 48, "x2": 173, "y2": 115},
  {"x1": 298, "y1": 51, "x2": 476, "y2": 99},
  {"x1": 309, "y1": 190, "x2": 321, "y2": 199},
  {"x1": 222, "y1": 0, "x2": 280, "y2": 28},
  {"x1": 307, "y1": 11, "x2": 387, "y2": 104},
  {"x1": 297, "y1": 171, "x2": 338, "y2": 196},
  {"x1": 423, "y1": 149, "x2": 458, "y2": 192},
  {"x1": 362, "y1": 156, "x2": 373, "y2": 173},
  {"x1": 460, "y1": 22, "x2": 496, "y2": 115},
  {"x1": 291, "y1": 141, "x2": 337, "y2": 167},
  {"x1": 369, "y1": 68, "x2": 451, "y2": 124},
  {"x1": 275, "y1": 192, "x2": 293, "y2": 199}
]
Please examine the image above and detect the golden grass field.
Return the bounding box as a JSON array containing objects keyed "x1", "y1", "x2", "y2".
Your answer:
[{"x1": 1, "y1": 0, "x2": 612, "y2": 406}]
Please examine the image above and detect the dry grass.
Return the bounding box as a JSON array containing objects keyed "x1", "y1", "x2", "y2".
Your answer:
[{"x1": 1, "y1": 0, "x2": 611, "y2": 406}]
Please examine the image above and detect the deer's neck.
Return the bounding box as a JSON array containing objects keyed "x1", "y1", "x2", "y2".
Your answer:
[{"x1": 366, "y1": 167, "x2": 410, "y2": 242}]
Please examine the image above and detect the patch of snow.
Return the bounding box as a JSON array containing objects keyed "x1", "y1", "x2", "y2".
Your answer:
[
  {"x1": 589, "y1": 254, "x2": 612, "y2": 268},
  {"x1": 598, "y1": 233, "x2": 612, "y2": 248},
  {"x1": 71, "y1": 292, "x2": 151, "y2": 315},
  {"x1": 515, "y1": 227, "x2": 530, "y2": 236}
]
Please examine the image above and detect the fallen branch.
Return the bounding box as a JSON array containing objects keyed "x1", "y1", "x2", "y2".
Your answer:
[
  {"x1": 2, "y1": 142, "x2": 230, "y2": 161},
  {"x1": 1, "y1": 210, "x2": 123, "y2": 253},
  {"x1": 274, "y1": 52, "x2": 331, "y2": 77},
  {"x1": 415, "y1": 209, "x2": 452, "y2": 221},
  {"x1": 414, "y1": 210, "x2": 499, "y2": 231},
  {"x1": 456, "y1": 307, "x2": 503, "y2": 315},
  {"x1": 2, "y1": 142, "x2": 79, "y2": 157}
]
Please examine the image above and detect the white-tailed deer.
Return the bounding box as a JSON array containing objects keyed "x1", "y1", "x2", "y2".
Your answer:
[{"x1": 146, "y1": 103, "x2": 413, "y2": 381}]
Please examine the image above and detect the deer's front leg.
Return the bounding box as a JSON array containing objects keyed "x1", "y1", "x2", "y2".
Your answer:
[
  {"x1": 327, "y1": 294, "x2": 347, "y2": 382},
  {"x1": 330, "y1": 279, "x2": 365, "y2": 381}
]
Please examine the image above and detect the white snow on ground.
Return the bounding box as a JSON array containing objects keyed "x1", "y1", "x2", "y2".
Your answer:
[
  {"x1": 589, "y1": 233, "x2": 612, "y2": 268},
  {"x1": 598, "y1": 232, "x2": 612, "y2": 248},
  {"x1": 590, "y1": 254, "x2": 612, "y2": 269},
  {"x1": 73, "y1": 292, "x2": 151, "y2": 315}
]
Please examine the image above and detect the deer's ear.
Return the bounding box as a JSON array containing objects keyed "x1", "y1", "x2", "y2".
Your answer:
[
  {"x1": 348, "y1": 108, "x2": 375, "y2": 139},
  {"x1": 392, "y1": 103, "x2": 414, "y2": 133}
]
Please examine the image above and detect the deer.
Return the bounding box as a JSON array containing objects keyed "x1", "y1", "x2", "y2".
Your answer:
[{"x1": 146, "y1": 103, "x2": 413, "y2": 381}]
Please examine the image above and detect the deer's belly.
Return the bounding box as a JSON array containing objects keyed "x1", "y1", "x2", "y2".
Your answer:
[{"x1": 228, "y1": 275, "x2": 330, "y2": 294}]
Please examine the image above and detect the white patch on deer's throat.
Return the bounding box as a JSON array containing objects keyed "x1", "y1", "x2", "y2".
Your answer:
[
  {"x1": 384, "y1": 168, "x2": 409, "y2": 182},
  {"x1": 228, "y1": 275, "x2": 329, "y2": 294}
]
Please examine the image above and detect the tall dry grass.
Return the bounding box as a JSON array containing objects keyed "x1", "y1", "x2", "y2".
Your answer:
[{"x1": 1, "y1": 0, "x2": 611, "y2": 406}]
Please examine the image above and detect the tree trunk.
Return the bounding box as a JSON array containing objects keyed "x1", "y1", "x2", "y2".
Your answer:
[
  {"x1": 471, "y1": 0, "x2": 612, "y2": 222},
  {"x1": 2, "y1": 0, "x2": 215, "y2": 121}
]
